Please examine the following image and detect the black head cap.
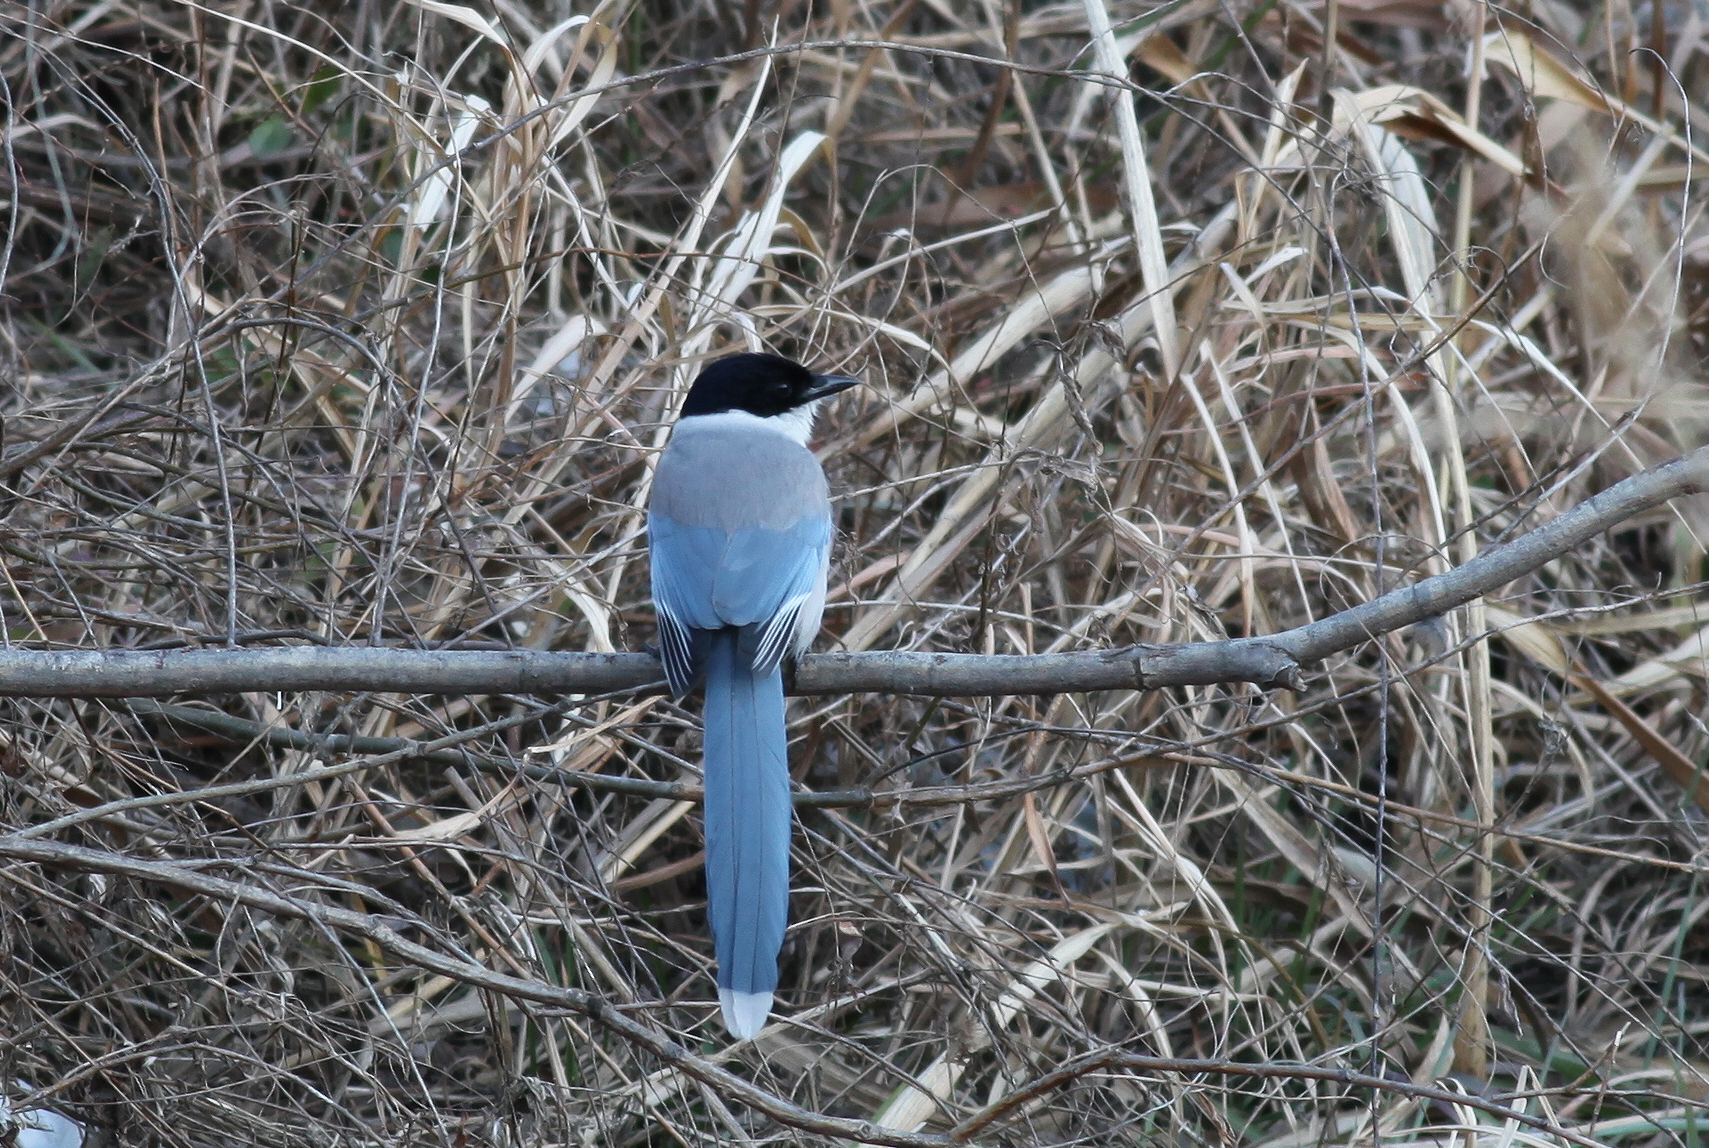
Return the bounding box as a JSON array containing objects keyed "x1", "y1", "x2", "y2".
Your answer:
[{"x1": 679, "y1": 353, "x2": 858, "y2": 419}]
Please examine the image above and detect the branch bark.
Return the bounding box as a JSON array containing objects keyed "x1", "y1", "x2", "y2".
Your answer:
[{"x1": 0, "y1": 445, "x2": 1701, "y2": 699}]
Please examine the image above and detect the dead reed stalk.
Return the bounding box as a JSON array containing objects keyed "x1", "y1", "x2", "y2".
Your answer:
[{"x1": 1, "y1": 0, "x2": 1706, "y2": 1144}]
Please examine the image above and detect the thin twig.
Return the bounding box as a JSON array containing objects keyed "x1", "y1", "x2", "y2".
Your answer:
[{"x1": 0, "y1": 837, "x2": 959, "y2": 1148}]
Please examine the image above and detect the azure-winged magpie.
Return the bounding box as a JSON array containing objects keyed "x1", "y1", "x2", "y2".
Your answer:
[{"x1": 648, "y1": 352, "x2": 858, "y2": 1039}]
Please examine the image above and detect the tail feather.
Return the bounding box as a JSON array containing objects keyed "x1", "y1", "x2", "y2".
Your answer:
[{"x1": 702, "y1": 629, "x2": 791, "y2": 1039}]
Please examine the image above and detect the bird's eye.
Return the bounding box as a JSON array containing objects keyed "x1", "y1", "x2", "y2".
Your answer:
[{"x1": 770, "y1": 381, "x2": 790, "y2": 394}]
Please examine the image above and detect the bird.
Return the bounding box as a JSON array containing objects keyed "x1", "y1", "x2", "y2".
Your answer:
[{"x1": 646, "y1": 351, "x2": 858, "y2": 1039}]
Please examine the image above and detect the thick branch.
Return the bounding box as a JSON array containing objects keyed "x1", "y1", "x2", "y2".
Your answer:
[{"x1": 0, "y1": 445, "x2": 1701, "y2": 699}]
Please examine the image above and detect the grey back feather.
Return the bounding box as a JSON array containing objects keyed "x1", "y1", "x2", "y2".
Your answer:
[{"x1": 651, "y1": 419, "x2": 829, "y2": 531}]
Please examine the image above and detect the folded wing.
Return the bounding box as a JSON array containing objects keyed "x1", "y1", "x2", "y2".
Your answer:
[{"x1": 649, "y1": 513, "x2": 830, "y2": 691}]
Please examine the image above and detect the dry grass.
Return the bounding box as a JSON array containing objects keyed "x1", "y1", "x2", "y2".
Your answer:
[{"x1": 2, "y1": 0, "x2": 1709, "y2": 1144}]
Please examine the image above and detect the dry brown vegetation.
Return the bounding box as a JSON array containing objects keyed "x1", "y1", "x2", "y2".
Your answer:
[{"x1": 3, "y1": 0, "x2": 1709, "y2": 1143}]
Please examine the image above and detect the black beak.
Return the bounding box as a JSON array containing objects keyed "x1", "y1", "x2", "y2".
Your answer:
[{"x1": 804, "y1": 373, "x2": 860, "y2": 402}]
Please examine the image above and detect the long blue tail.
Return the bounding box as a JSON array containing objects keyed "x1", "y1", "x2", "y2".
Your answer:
[{"x1": 702, "y1": 629, "x2": 791, "y2": 1039}]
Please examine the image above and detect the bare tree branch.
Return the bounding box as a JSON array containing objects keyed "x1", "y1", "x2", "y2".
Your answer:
[
  {"x1": 0, "y1": 837, "x2": 958, "y2": 1148},
  {"x1": 102, "y1": 701, "x2": 1709, "y2": 873},
  {"x1": 120, "y1": 697, "x2": 1188, "y2": 809},
  {"x1": 0, "y1": 837, "x2": 1620, "y2": 1148},
  {"x1": 0, "y1": 445, "x2": 1701, "y2": 699}
]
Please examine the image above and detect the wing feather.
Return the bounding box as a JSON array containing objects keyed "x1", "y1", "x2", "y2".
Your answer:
[
  {"x1": 655, "y1": 606, "x2": 698, "y2": 697},
  {"x1": 652, "y1": 515, "x2": 830, "y2": 652},
  {"x1": 749, "y1": 597, "x2": 806, "y2": 678},
  {"x1": 648, "y1": 426, "x2": 834, "y2": 679}
]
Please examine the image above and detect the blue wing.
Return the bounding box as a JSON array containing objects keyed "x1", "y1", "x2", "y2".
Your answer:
[{"x1": 648, "y1": 513, "x2": 830, "y2": 693}]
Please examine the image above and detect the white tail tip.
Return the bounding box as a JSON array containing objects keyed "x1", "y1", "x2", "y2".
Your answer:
[{"x1": 719, "y1": 989, "x2": 774, "y2": 1040}]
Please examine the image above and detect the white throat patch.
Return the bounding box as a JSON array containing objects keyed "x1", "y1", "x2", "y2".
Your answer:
[
  {"x1": 675, "y1": 402, "x2": 824, "y2": 447},
  {"x1": 767, "y1": 399, "x2": 822, "y2": 445}
]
